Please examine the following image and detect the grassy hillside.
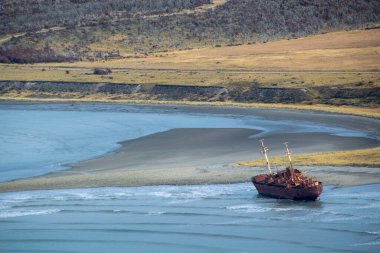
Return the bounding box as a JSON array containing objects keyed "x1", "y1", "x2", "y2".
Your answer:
[
  {"x1": 1, "y1": 29, "x2": 378, "y2": 89},
  {"x1": 31, "y1": 29, "x2": 380, "y2": 72},
  {"x1": 1, "y1": 0, "x2": 379, "y2": 63},
  {"x1": 0, "y1": 0, "x2": 378, "y2": 115}
]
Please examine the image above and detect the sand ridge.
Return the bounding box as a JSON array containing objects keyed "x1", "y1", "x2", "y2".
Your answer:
[{"x1": 0, "y1": 104, "x2": 379, "y2": 192}]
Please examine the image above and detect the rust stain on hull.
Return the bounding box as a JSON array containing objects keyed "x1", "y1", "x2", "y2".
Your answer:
[
  {"x1": 252, "y1": 141, "x2": 323, "y2": 201},
  {"x1": 252, "y1": 177, "x2": 323, "y2": 201}
]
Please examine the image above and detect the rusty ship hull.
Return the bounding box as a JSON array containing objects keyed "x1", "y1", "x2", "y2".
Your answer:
[{"x1": 252, "y1": 175, "x2": 323, "y2": 201}]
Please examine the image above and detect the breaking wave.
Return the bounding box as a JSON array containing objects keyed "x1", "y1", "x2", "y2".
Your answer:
[
  {"x1": 0, "y1": 183, "x2": 380, "y2": 253},
  {"x1": 0, "y1": 209, "x2": 60, "y2": 218}
]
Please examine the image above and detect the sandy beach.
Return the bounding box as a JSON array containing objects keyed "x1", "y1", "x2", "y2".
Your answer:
[{"x1": 1, "y1": 102, "x2": 379, "y2": 193}]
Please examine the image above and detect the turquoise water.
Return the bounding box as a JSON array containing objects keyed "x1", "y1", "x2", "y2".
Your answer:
[
  {"x1": 0, "y1": 103, "x2": 252, "y2": 181},
  {"x1": 0, "y1": 103, "x2": 374, "y2": 181},
  {"x1": 1, "y1": 102, "x2": 380, "y2": 252},
  {"x1": 0, "y1": 183, "x2": 379, "y2": 253}
]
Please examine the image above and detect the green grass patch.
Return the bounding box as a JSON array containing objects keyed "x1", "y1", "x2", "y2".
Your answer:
[{"x1": 239, "y1": 147, "x2": 380, "y2": 167}]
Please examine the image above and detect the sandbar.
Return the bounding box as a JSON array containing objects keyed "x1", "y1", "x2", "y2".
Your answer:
[{"x1": 0, "y1": 113, "x2": 379, "y2": 192}]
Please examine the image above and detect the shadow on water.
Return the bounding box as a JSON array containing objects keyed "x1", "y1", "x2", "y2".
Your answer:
[{"x1": 255, "y1": 194, "x2": 324, "y2": 209}]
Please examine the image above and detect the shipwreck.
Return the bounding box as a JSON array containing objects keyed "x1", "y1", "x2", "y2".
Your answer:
[{"x1": 252, "y1": 140, "x2": 323, "y2": 201}]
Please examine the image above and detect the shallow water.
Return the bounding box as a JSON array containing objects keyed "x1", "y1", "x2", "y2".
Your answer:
[
  {"x1": 0, "y1": 103, "x2": 252, "y2": 181},
  {"x1": 1, "y1": 102, "x2": 380, "y2": 252},
  {"x1": 0, "y1": 183, "x2": 379, "y2": 253},
  {"x1": 0, "y1": 102, "x2": 374, "y2": 181}
]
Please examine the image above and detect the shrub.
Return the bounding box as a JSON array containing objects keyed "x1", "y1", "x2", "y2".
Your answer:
[{"x1": 93, "y1": 68, "x2": 112, "y2": 75}]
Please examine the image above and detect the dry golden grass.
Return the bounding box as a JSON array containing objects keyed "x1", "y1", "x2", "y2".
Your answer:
[
  {"x1": 239, "y1": 147, "x2": 380, "y2": 167},
  {"x1": 0, "y1": 29, "x2": 379, "y2": 119},
  {"x1": 24, "y1": 29, "x2": 380, "y2": 71},
  {"x1": 0, "y1": 66, "x2": 378, "y2": 88},
  {"x1": 0, "y1": 29, "x2": 379, "y2": 88},
  {"x1": 0, "y1": 29, "x2": 378, "y2": 88}
]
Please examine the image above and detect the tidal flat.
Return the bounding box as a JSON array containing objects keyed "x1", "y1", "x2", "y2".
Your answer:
[
  {"x1": 0, "y1": 102, "x2": 379, "y2": 252},
  {"x1": 0, "y1": 102, "x2": 379, "y2": 191}
]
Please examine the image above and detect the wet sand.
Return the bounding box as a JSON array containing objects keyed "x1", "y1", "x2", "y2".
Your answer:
[
  {"x1": 67, "y1": 127, "x2": 378, "y2": 173},
  {"x1": 0, "y1": 123, "x2": 379, "y2": 192}
]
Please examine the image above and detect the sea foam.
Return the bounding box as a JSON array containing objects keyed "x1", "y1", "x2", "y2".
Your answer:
[{"x1": 0, "y1": 209, "x2": 60, "y2": 218}]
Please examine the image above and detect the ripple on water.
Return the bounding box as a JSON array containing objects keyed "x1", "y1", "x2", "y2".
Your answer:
[{"x1": 0, "y1": 183, "x2": 379, "y2": 253}]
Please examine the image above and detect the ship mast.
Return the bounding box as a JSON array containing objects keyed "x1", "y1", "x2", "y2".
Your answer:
[
  {"x1": 283, "y1": 142, "x2": 293, "y2": 169},
  {"x1": 259, "y1": 139, "x2": 272, "y2": 175}
]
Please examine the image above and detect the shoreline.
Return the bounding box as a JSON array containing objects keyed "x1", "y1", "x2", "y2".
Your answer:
[
  {"x1": 0, "y1": 102, "x2": 379, "y2": 193},
  {"x1": 1, "y1": 97, "x2": 380, "y2": 119},
  {"x1": 0, "y1": 165, "x2": 380, "y2": 193},
  {"x1": 2, "y1": 100, "x2": 380, "y2": 138}
]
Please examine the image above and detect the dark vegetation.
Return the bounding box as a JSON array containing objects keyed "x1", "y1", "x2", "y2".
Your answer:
[
  {"x1": 93, "y1": 68, "x2": 112, "y2": 75},
  {"x1": 0, "y1": 48, "x2": 76, "y2": 64},
  {"x1": 1, "y1": 81, "x2": 379, "y2": 105},
  {"x1": 118, "y1": 0, "x2": 380, "y2": 52},
  {"x1": 0, "y1": 0, "x2": 211, "y2": 34},
  {"x1": 1, "y1": 0, "x2": 380, "y2": 63}
]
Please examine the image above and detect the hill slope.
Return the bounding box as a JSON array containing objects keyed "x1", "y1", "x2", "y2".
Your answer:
[
  {"x1": 0, "y1": 0, "x2": 211, "y2": 34},
  {"x1": 1, "y1": 0, "x2": 380, "y2": 63},
  {"x1": 1, "y1": 29, "x2": 379, "y2": 90}
]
